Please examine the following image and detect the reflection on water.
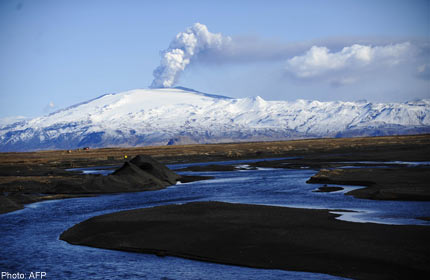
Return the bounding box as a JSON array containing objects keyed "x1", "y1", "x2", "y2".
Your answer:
[
  {"x1": 66, "y1": 165, "x2": 120, "y2": 176},
  {"x1": 1, "y1": 158, "x2": 429, "y2": 279}
]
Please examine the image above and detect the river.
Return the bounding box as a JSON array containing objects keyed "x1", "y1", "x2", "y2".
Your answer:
[{"x1": 1, "y1": 159, "x2": 429, "y2": 279}]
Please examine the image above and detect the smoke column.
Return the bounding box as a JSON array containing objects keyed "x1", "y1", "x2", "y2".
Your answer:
[{"x1": 150, "y1": 23, "x2": 230, "y2": 88}]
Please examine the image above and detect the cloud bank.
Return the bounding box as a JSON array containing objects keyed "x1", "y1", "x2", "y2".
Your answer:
[
  {"x1": 285, "y1": 42, "x2": 411, "y2": 78},
  {"x1": 150, "y1": 23, "x2": 429, "y2": 98},
  {"x1": 150, "y1": 23, "x2": 231, "y2": 88}
]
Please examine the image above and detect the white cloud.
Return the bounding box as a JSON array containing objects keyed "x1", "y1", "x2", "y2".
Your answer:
[
  {"x1": 149, "y1": 23, "x2": 429, "y2": 101},
  {"x1": 285, "y1": 42, "x2": 411, "y2": 79}
]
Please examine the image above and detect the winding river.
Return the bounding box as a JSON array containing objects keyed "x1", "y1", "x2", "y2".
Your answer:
[{"x1": 1, "y1": 159, "x2": 429, "y2": 279}]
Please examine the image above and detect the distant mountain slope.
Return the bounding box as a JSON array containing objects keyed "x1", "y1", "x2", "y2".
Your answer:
[{"x1": 1, "y1": 87, "x2": 429, "y2": 151}]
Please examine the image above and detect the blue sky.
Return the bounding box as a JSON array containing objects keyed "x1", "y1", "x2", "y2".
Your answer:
[{"x1": 1, "y1": 0, "x2": 429, "y2": 118}]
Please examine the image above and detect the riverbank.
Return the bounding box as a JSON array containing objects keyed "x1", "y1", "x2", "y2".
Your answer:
[
  {"x1": 60, "y1": 201, "x2": 430, "y2": 280},
  {"x1": 307, "y1": 167, "x2": 430, "y2": 201},
  {"x1": 1, "y1": 134, "x2": 429, "y2": 214},
  {"x1": 0, "y1": 193, "x2": 95, "y2": 214},
  {"x1": 0, "y1": 155, "x2": 211, "y2": 214}
]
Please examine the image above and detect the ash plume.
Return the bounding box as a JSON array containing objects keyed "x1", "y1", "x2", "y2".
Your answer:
[{"x1": 150, "y1": 23, "x2": 231, "y2": 88}]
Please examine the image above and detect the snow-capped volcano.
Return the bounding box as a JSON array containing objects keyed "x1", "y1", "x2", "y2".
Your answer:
[{"x1": 1, "y1": 87, "x2": 429, "y2": 151}]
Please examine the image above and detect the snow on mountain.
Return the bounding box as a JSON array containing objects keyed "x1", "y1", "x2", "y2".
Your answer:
[
  {"x1": 0, "y1": 116, "x2": 29, "y2": 128},
  {"x1": 1, "y1": 87, "x2": 429, "y2": 151}
]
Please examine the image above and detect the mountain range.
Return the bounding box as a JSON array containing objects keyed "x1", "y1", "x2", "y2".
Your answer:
[{"x1": 1, "y1": 87, "x2": 429, "y2": 152}]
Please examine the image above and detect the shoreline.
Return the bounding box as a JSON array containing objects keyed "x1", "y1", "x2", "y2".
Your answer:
[
  {"x1": 0, "y1": 175, "x2": 212, "y2": 215},
  {"x1": 0, "y1": 193, "x2": 98, "y2": 215},
  {"x1": 60, "y1": 201, "x2": 430, "y2": 280},
  {"x1": 0, "y1": 155, "x2": 212, "y2": 214},
  {"x1": 307, "y1": 167, "x2": 430, "y2": 201}
]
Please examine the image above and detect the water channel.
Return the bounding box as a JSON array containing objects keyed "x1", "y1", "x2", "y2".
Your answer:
[{"x1": 1, "y1": 158, "x2": 429, "y2": 279}]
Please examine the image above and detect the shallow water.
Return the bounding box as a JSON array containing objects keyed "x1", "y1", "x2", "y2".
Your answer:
[
  {"x1": 1, "y1": 158, "x2": 429, "y2": 279},
  {"x1": 173, "y1": 166, "x2": 430, "y2": 226}
]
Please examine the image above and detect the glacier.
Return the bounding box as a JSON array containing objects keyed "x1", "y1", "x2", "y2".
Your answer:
[{"x1": 1, "y1": 87, "x2": 429, "y2": 152}]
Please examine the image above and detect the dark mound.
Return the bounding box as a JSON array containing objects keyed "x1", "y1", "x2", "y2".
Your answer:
[
  {"x1": 51, "y1": 155, "x2": 181, "y2": 194},
  {"x1": 129, "y1": 155, "x2": 181, "y2": 184},
  {"x1": 60, "y1": 201, "x2": 430, "y2": 280}
]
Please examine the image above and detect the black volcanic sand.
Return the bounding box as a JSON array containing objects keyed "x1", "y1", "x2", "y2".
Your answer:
[
  {"x1": 60, "y1": 201, "x2": 430, "y2": 280},
  {"x1": 50, "y1": 155, "x2": 181, "y2": 194},
  {"x1": 2, "y1": 135, "x2": 430, "y2": 213},
  {"x1": 0, "y1": 155, "x2": 211, "y2": 214},
  {"x1": 307, "y1": 167, "x2": 430, "y2": 201},
  {"x1": 0, "y1": 194, "x2": 23, "y2": 214},
  {"x1": 313, "y1": 185, "x2": 344, "y2": 193},
  {"x1": 173, "y1": 156, "x2": 430, "y2": 201}
]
